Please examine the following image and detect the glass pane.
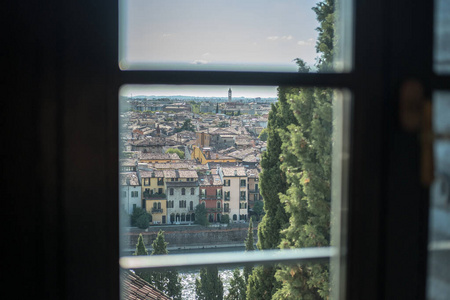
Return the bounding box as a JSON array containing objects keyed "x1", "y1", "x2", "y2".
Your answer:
[
  {"x1": 118, "y1": 84, "x2": 350, "y2": 299},
  {"x1": 427, "y1": 91, "x2": 450, "y2": 299},
  {"x1": 434, "y1": 0, "x2": 450, "y2": 73},
  {"x1": 119, "y1": 0, "x2": 352, "y2": 72}
]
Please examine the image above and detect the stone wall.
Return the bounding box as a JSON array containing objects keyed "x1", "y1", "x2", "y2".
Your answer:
[{"x1": 122, "y1": 223, "x2": 258, "y2": 251}]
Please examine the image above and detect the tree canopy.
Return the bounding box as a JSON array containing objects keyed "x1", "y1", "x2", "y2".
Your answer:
[{"x1": 195, "y1": 266, "x2": 224, "y2": 300}]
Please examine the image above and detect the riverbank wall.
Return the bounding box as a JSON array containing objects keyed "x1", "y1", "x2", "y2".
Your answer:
[{"x1": 121, "y1": 222, "x2": 258, "y2": 253}]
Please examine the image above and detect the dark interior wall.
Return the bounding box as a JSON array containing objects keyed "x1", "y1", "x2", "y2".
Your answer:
[{"x1": 3, "y1": 1, "x2": 119, "y2": 299}]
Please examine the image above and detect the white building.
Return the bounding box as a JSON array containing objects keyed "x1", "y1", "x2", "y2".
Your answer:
[
  {"x1": 219, "y1": 166, "x2": 248, "y2": 222},
  {"x1": 165, "y1": 169, "x2": 199, "y2": 224},
  {"x1": 120, "y1": 172, "x2": 141, "y2": 214}
]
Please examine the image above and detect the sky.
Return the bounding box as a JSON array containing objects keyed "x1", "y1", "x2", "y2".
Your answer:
[{"x1": 120, "y1": 0, "x2": 321, "y2": 72}]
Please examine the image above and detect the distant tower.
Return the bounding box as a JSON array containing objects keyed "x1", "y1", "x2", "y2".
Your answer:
[{"x1": 228, "y1": 88, "x2": 232, "y2": 102}]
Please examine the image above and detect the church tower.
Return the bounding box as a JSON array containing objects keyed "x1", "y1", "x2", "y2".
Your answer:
[{"x1": 228, "y1": 88, "x2": 232, "y2": 102}]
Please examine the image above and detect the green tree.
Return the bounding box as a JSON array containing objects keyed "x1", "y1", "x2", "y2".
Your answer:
[
  {"x1": 221, "y1": 214, "x2": 230, "y2": 224},
  {"x1": 195, "y1": 266, "x2": 224, "y2": 300},
  {"x1": 246, "y1": 266, "x2": 279, "y2": 300},
  {"x1": 194, "y1": 203, "x2": 209, "y2": 226},
  {"x1": 225, "y1": 269, "x2": 246, "y2": 300},
  {"x1": 149, "y1": 231, "x2": 183, "y2": 300},
  {"x1": 218, "y1": 121, "x2": 229, "y2": 128},
  {"x1": 132, "y1": 234, "x2": 153, "y2": 286},
  {"x1": 131, "y1": 207, "x2": 151, "y2": 229},
  {"x1": 247, "y1": 86, "x2": 298, "y2": 299},
  {"x1": 175, "y1": 118, "x2": 195, "y2": 132},
  {"x1": 133, "y1": 233, "x2": 148, "y2": 256},
  {"x1": 243, "y1": 219, "x2": 255, "y2": 284},
  {"x1": 252, "y1": 200, "x2": 264, "y2": 221},
  {"x1": 166, "y1": 148, "x2": 185, "y2": 159},
  {"x1": 272, "y1": 1, "x2": 335, "y2": 299},
  {"x1": 258, "y1": 128, "x2": 268, "y2": 142}
]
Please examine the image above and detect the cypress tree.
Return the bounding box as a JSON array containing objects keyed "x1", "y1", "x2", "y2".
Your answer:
[
  {"x1": 226, "y1": 269, "x2": 246, "y2": 300},
  {"x1": 133, "y1": 233, "x2": 148, "y2": 256},
  {"x1": 243, "y1": 219, "x2": 255, "y2": 284},
  {"x1": 195, "y1": 265, "x2": 224, "y2": 300},
  {"x1": 149, "y1": 230, "x2": 182, "y2": 300},
  {"x1": 132, "y1": 233, "x2": 153, "y2": 285},
  {"x1": 247, "y1": 86, "x2": 300, "y2": 299},
  {"x1": 273, "y1": 0, "x2": 335, "y2": 299}
]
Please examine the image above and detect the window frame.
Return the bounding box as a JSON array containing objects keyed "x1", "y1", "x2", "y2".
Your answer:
[{"x1": 22, "y1": 0, "x2": 445, "y2": 299}]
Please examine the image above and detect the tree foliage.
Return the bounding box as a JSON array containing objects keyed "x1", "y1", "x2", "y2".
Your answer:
[
  {"x1": 258, "y1": 128, "x2": 268, "y2": 142},
  {"x1": 225, "y1": 269, "x2": 246, "y2": 300},
  {"x1": 272, "y1": 0, "x2": 335, "y2": 299},
  {"x1": 195, "y1": 266, "x2": 224, "y2": 300},
  {"x1": 166, "y1": 147, "x2": 185, "y2": 159},
  {"x1": 248, "y1": 86, "x2": 299, "y2": 299},
  {"x1": 194, "y1": 203, "x2": 209, "y2": 226},
  {"x1": 175, "y1": 119, "x2": 195, "y2": 132},
  {"x1": 243, "y1": 219, "x2": 255, "y2": 284},
  {"x1": 131, "y1": 207, "x2": 151, "y2": 229},
  {"x1": 149, "y1": 231, "x2": 182, "y2": 300},
  {"x1": 246, "y1": 266, "x2": 280, "y2": 300}
]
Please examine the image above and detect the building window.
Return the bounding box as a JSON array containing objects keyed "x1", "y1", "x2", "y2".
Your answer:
[
  {"x1": 181, "y1": 188, "x2": 185, "y2": 195},
  {"x1": 191, "y1": 188, "x2": 195, "y2": 195},
  {"x1": 144, "y1": 178, "x2": 150, "y2": 186},
  {"x1": 240, "y1": 179, "x2": 246, "y2": 187},
  {"x1": 170, "y1": 188, "x2": 174, "y2": 196},
  {"x1": 240, "y1": 191, "x2": 246, "y2": 201}
]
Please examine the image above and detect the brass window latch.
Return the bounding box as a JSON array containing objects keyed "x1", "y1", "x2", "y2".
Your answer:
[{"x1": 400, "y1": 79, "x2": 433, "y2": 187}]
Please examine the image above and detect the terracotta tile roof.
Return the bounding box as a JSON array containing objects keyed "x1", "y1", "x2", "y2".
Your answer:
[
  {"x1": 178, "y1": 170, "x2": 198, "y2": 178},
  {"x1": 139, "y1": 170, "x2": 164, "y2": 178},
  {"x1": 222, "y1": 166, "x2": 247, "y2": 177},
  {"x1": 121, "y1": 270, "x2": 171, "y2": 300},
  {"x1": 163, "y1": 170, "x2": 177, "y2": 178},
  {"x1": 120, "y1": 159, "x2": 137, "y2": 167},
  {"x1": 139, "y1": 152, "x2": 180, "y2": 160},
  {"x1": 120, "y1": 172, "x2": 140, "y2": 186}
]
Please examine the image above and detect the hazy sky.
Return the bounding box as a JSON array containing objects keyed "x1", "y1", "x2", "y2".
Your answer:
[{"x1": 120, "y1": 0, "x2": 321, "y2": 72}]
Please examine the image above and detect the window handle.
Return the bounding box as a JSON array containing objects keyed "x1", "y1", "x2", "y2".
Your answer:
[{"x1": 400, "y1": 79, "x2": 433, "y2": 186}]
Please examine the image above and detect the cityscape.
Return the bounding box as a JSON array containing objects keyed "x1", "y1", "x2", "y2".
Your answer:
[
  {"x1": 119, "y1": 88, "x2": 275, "y2": 298},
  {"x1": 119, "y1": 88, "x2": 275, "y2": 227}
]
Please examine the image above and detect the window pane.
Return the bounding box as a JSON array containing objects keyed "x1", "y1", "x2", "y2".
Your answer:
[
  {"x1": 427, "y1": 91, "x2": 450, "y2": 299},
  {"x1": 434, "y1": 0, "x2": 450, "y2": 73},
  {"x1": 119, "y1": 84, "x2": 350, "y2": 299},
  {"x1": 119, "y1": 0, "x2": 352, "y2": 72}
]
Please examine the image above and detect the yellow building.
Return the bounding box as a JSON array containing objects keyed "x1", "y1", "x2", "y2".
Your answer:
[
  {"x1": 139, "y1": 170, "x2": 167, "y2": 224},
  {"x1": 191, "y1": 145, "x2": 237, "y2": 165}
]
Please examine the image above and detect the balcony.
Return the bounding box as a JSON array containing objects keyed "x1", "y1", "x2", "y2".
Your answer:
[
  {"x1": 224, "y1": 197, "x2": 230, "y2": 201},
  {"x1": 143, "y1": 192, "x2": 166, "y2": 200},
  {"x1": 240, "y1": 197, "x2": 246, "y2": 201},
  {"x1": 151, "y1": 208, "x2": 164, "y2": 214},
  {"x1": 224, "y1": 208, "x2": 230, "y2": 213},
  {"x1": 207, "y1": 207, "x2": 223, "y2": 213}
]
